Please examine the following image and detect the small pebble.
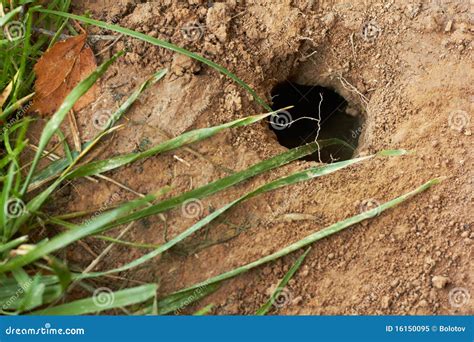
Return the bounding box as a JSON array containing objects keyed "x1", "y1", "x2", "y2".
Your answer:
[
  {"x1": 418, "y1": 299, "x2": 428, "y2": 307},
  {"x1": 431, "y1": 275, "x2": 449, "y2": 289},
  {"x1": 445, "y1": 20, "x2": 453, "y2": 32},
  {"x1": 381, "y1": 296, "x2": 391, "y2": 309}
]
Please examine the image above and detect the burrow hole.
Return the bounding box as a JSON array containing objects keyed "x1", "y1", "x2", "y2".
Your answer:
[{"x1": 269, "y1": 81, "x2": 363, "y2": 163}]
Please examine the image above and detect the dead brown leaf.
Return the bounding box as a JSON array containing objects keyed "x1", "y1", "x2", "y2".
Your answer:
[{"x1": 31, "y1": 34, "x2": 98, "y2": 116}]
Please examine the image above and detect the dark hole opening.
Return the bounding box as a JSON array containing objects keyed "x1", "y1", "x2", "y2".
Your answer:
[{"x1": 269, "y1": 81, "x2": 362, "y2": 162}]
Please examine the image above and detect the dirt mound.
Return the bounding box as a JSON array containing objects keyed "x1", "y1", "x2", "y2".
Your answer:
[{"x1": 48, "y1": 0, "x2": 473, "y2": 315}]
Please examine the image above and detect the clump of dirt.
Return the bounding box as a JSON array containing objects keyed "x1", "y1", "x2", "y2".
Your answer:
[{"x1": 37, "y1": 0, "x2": 472, "y2": 315}]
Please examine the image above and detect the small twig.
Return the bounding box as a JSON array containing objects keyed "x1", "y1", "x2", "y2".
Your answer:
[
  {"x1": 67, "y1": 110, "x2": 82, "y2": 152},
  {"x1": 161, "y1": 214, "x2": 169, "y2": 242},
  {"x1": 26, "y1": 144, "x2": 98, "y2": 192},
  {"x1": 173, "y1": 155, "x2": 191, "y2": 167},
  {"x1": 47, "y1": 222, "x2": 136, "y2": 308},
  {"x1": 95, "y1": 34, "x2": 124, "y2": 56},
  {"x1": 32, "y1": 27, "x2": 118, "y2": 42},
  {"x1": 77, "y1": 240, "x2": 99, "y2": 259},
  {"x1": 337, "y1": 73, "x2": 369, "y2": 109},
  {"x1": 156, "y1": 127, "x2": 235, "y2": 174},
  {"x1": 83, "y1": 222, "x2": 135, "y2": 274},
  {"x1": 350, "y1": 33, "x2": 357, "y2": 60},
  {"x1": 95, "y1": 174, "x2": 151, "y2": 204},
  {"x1": 26, "y1": 145, "x2": 155, "y2": 201},
  {"x1": 72, "y1": 19, "x2": 87, "y2": 35}
]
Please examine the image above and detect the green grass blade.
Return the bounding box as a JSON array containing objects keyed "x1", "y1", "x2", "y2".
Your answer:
[
  {"x1": 0, "y1": 194, "x2": 154, "y2": 273},
  {"x1": 171, "y1": 178, "x2": 440, "y2": 295},
  {"x1": 66, "y1": 112, "x2": 273, "y2": 179},
  {"x1": 100, "y1": 68, "x2": 168, "y2": 132},
  {"x1": 193, "y1": 304, "x2": 214, "y2": 316},
  {"x1": 156, "y1": 283, "x2": 220, "y2": 315},
  {"x1": 0, "y1": 275, "x2": 59, "y2": 300},
  {"x1": 30, "y1": 284, "x2": 157, "y2": 315},
  {"x1": 9, "y1": 52, "x2": 124, "y2": 232},
  {"x1": 0, "y1": 7, "x2": 23, "y2": 27},
  {"x1": 35, "y1": 8, "x2": 271, "y2": 111},
  {"x1": 256, "y1": 247, "x2": 311, "y2": 315},
  {"x1": 29, "y1": 157, "x2": 74, "y2": 188},
  {"x1": 45, "y1": 256, "x2": 72, "y2": 292},
  {"x1": 26, "y1": 109, "x2": 265, "y2": 222},
  {"x1": 0, "y1": 235, "x2": 28, "y2": 254},
  {"x1": 0, "y1": 162, "x2": 16, "y2": 233},
  {"x1": 18, "y1": 275, "x2": 45, "y2": 312}
]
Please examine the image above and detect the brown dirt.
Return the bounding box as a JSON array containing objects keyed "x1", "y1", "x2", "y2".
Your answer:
[{"x1": 35, "y1": 0, "x2": 473, "y2": 315}]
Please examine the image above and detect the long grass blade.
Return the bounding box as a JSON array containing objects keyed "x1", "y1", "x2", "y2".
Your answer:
[
  {"x1": 31, "y1": 284, "x2": 157, "y2": 315},
  {"x1": 66, "y1": 112, "x2": 274, "y2": 179},
  {"x1": 256, "y1": 247, "x2": 311, "y2": 315},
  {"x1": 156, "y1": 283, "x2": 220, "y2": 315},
  {"x1": 0, "y1": 7, "x2": 22, "y2": 27},
  {"x1": 35, "y1": 8, "x2": 271, "y2": 111},
  {"x1": 170, "y1": 178, "x2": 440, "y2": 295},
  {"x1": 0, "y1": 194, "x2": 154, "y2": 273}
]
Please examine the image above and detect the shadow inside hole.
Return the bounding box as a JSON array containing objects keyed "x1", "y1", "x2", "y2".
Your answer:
[{"x1": 269, "y1": 81, "x2": 362, "y2": 162}]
